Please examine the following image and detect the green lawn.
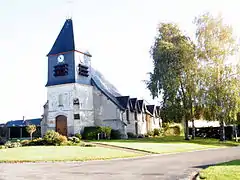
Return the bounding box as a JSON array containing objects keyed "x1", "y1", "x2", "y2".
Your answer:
[
  {"x1": 93, "y1": 136, "x2": 239, "y2": 154},
  {"x1": 0, "y1": 146, "x2": 141, "y2": 163},
  {"x1": 199, "y1": 160, "x2": 240, "y2": 180}
]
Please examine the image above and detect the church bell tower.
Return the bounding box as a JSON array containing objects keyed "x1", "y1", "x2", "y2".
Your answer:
[{"x1": 42, "y1": 19, "x2": 94, "y2": 136}]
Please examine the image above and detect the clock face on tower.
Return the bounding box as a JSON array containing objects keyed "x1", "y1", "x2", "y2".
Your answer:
[{"x1": 57, "y1": 54, "x2": 64, "y2": 63}]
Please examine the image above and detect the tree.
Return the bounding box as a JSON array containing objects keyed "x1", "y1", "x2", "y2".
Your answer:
[
  {"x1": 194, "y1": 12, "x2": 240, "y2": 141},
  {"x1": 26, "y1": 125, "x2": 36, "y2": 141},
  {"x1": 146, "y1": 23, "x2": 198, "y2": 140}
]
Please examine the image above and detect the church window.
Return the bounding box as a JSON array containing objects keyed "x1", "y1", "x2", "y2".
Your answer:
[
  {"x1": 58, "y1": 94, "x2": 63, "y2": 106},
  {"x1": 74, "y1": 114, "x2": 80, "y2": 120},
  {"x1": 73, "y1": 98, "x2": 79, "y2": 105}
]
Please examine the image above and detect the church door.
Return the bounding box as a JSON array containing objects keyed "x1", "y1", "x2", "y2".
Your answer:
[{"x1": 56, "y1": 115, "x2": 67, "y2": 136}]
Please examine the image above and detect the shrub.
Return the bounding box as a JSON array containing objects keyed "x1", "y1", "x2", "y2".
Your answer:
[
  {"x1": 21, "y1": 140, "x2": 31, "y2": 146},
  {"x1": 110, "y1": 129, "x2": 122, "y2": 139},
  {"x1": 137, "y1": 134, "x2": 145, "y2": 138},
  {"x1": 147, "y1": 130, "x2": 154, "y2": 137},
  {"x1": 153, "y1": 128, "x2": 160, "y2": 136},
  {"x1": 43, "y1": 130, "x2": 67, "y2": 145},
  {"x1": 164, "y1": 126, "x2": 181, "y2": 136},
  {"x1": 4, "y1": 141, "x2": 22, "y2": 148},
  {"x1": 0, "y1": 145, "x2": 5, "y2": 149},
  {"x1": 68, "y1": 136, "x2": 80, "y2": 143},
  {"x1": 127, "y1": 132, "x2": 137, "y2": 138},
  {"x1": 55, "y1": 135, "x2": 68, "y2": 145},
  {"x1": 101, "y1": 126, "x2": 112, "y2": 138},
  {"x1": 0, "y1": 137, "x2": 6, "y2": 145},
  {"x1": 43, "y1": 130, "x2": 60, "y2": 145},
  {"x1": 75, "y1": 133, "x2": 82, "y2": 140},
  {"x1": 83, "y1": 126, "x2": 112, "y2": 140}
]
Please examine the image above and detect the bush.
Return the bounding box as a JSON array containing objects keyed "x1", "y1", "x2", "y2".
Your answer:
[
  {"x1": 147, "y1": 130, "x2": 154, "y2": 137},
  {"x1": 0, "y1": 137, "x2": 6, "y2": 145},
  {"x1": 110, "y1": 129, "x2": 122, "y2": 139},
  {"x1": 21, "y1": 140, "x2": 31, "y2": 146},
  {"x1": 68, "y1": 136, "x2": 80, "y2": 143},
  {"x1": 43, "y1": 130, "x2": 67, "y2": 145},
  {"x1": 0, "y1": 145, "x2": 5, "y2": 149},
  {"x1": 4, "y1": 141, "x2": 22, "y2": 148},
  {"x1": 55, "y1": 135, "x2": 68, "y2": 145},
  {"x1": 137, "y1": 134, "x2": 145, "y2": 138},
  {"x1": 101, "y1": 127, "x2": 112, "y2": 138},
  {"x1": 75, "y1": 133, "x2": 82, "y2": 140},
  {"x1": 127, "y1": 132, "x2": 137, "y2": 138},
  {"x1": 164, "y1": 126, "x2": 181, "y2": 136},
  {"x1": 83, "y1": 126, "x2": 112, "y2": 140},
  {"x1": 153, "y1": 128, "x2": 160, "y2": 136}
]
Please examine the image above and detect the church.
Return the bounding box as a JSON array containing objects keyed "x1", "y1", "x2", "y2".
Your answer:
[{"x1": 41, "y1": 19, "x2": 162, "y2": 138}]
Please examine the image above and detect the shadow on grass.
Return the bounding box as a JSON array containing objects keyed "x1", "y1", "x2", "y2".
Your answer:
[
  {"x1": 192, "y1": 160, "x2": 240, "y2": 170},
  {"x1": 96, "y1": 136, "x2": 239, "y2": 147}
]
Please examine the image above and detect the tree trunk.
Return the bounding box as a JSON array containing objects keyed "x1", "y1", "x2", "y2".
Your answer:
[
  {"x1": 191, "y1": 119, "x2": 195, "y2": 139},
  {"x1": 219, "y1": 120, "x2": 225, "y2": 141},
  {"x1": 30, "y1": 133, "x2": 33, "y2": 141},
  {"x1": 184, "y1": 116, "x2": 190, "y2": 140}
]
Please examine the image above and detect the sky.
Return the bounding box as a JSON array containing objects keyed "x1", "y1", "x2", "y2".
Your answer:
[{"x1": 0, "y1": 0, "x2": 240, "y2": 123}]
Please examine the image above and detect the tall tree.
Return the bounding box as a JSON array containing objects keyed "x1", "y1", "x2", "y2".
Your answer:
[
  {"x1": 146, "y1": 23, "x2": 197, "y2": 140},
  {"x1": 194, "y1": 12, "x2": 240, "y2": 141}
]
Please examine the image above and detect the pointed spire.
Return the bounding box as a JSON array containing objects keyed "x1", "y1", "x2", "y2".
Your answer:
[{"x1": 47, "y1": 19, "x2": 75, "y2": 56}]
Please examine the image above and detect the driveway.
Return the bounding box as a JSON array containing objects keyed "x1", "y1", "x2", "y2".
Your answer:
[{"x1": 0, "y1": 147, "x2": 239, "y2": 180}]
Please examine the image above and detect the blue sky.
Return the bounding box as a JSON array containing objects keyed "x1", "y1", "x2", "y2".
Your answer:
[{"x1": 0, "y1": 0, "x2": 240, "y2": 122}]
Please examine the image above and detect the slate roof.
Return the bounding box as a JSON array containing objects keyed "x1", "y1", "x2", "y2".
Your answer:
[
  {"x1": 129, "y1": 98, "x2": 137, "y2": 112},
  {"x1": 47, "y1": 19, "x2": 159, "y2": 113},
  {"x1": 6, "y1": 118, "x2": 41, "y2": 127},
  {"x1": 137, "y1": 100, "x2": 144, "y2": 113},
  {"x1": 146, "y1": 105, "x2": 155, "y2": 116},
  {"x1": 116, "y1": 96, "x2": 130, "y2": 109},
  {"x1": 48, "y1": 19, "x2": 75, "y2": 56}
]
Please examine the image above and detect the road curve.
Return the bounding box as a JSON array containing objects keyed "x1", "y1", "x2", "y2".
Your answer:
[{"x1": 0, "y1": 147, "x2": 239, "y2": 180}]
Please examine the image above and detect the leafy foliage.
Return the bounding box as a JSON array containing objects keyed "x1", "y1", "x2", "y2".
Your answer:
[
  {"x1": 194, "y1": 12, "x2": 240, "y2": 141},
  {"x1": 110, "y1": 129, "x2": 122, "y2": 139},
  {"x1": 146, "y1": 23, "x2": 197, "y2": 140},
  {"x1": 153, "y1": 128, "x2": 160, "y2": 136},
  {"x1": 26, "y1": 125, "x2": 37, "y2": 140},
  {"x1": 74, "y1": 133, "x2": 82, "y2": 140},
  {"x1": 43, "y1": 130, "x2": 67, "y2": 145},
  {"x1": 83, "y1": 126, "x2": 112, "y2": 140},
  {"x1": 127, "y1": 132, "x2": 137, "y2": 138}
]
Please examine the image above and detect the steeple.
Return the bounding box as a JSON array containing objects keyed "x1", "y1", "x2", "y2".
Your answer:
[{"x1": 47, "y1": 19, "x2": 75, "y2": 56}]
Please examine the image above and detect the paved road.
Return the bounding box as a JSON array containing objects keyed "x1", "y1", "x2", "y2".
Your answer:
[{"x1": 0, "y1": 147, "x2": 239, "y2": 180}]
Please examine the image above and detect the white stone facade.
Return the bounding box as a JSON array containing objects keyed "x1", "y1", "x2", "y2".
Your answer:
[{"x1": 41, "y1": 83, "x2": 94, "y2": 136}]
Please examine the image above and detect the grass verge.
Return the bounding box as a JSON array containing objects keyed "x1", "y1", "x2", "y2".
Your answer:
[
  {"x1": 0, "y1": 146, "x2": 142, "y2": 163},
  {"x1": 92, "y1": 136, "x2": 239, "y2": 154},
  {"x1": 199, "y1": 160, "x2": 240, "y2": 180}
]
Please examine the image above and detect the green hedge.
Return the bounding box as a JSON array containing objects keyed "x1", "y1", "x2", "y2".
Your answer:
[
  {"x1": 164, "y1": 125, "x2": 181, "y2": 136},
  {"x1": 82, "y1": 126, "x2": 112, "y2": 140}
]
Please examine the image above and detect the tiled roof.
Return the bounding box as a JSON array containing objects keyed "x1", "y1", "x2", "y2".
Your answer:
[{"x1": 6, "y1": 118, "x2": 41, "y2": 127}]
